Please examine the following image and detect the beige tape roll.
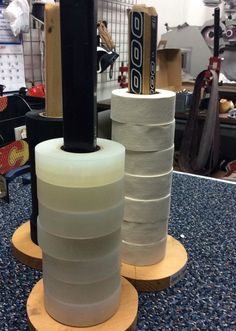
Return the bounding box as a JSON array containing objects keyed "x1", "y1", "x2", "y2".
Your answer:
[
  {"x1": 122, "y1": 237, "x2": 167, "y2": 266},
  {"x1": 111, "y1": 88, "x2": 176, "y2": 124},
  {"x1": 122, "y1": 220, "x2": 168, "y2": 244},
  {"x1": 125, "y1": 169, "x2": 172, "y2": 199},
  {"x1": 110, "y1": 89, "x2": 176, "y2": 266},
  {"x1": 112, "y1": 120, "x2": 175, "y2": 152},
  {"x1": 125, "y1": 145, "x2": 174, "y2": 175},
  {"x1": 124, "y1": 195, "x2": 171, "y2": 223}
]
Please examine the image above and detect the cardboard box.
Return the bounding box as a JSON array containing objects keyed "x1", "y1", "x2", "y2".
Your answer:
[{"x1": 156, "y1": 48, "x2": 182, "y2": 92}]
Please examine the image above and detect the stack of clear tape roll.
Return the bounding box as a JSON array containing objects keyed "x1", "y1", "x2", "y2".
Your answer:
[
  {"x1": 111, "y1": 88, "x2": 176, "y2": 266},
  {"x1": 35, "y1": 137, "x2": 125, "y2": 327}
]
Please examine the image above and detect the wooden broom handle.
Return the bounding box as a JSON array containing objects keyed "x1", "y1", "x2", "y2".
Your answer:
[{"x1": 45, "y1": 3, "x2": 63, "y2": 118}]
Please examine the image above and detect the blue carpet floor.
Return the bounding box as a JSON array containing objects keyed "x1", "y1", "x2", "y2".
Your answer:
[{"x1": 0, "y1": 172, "x2": 235, "y2": 330}]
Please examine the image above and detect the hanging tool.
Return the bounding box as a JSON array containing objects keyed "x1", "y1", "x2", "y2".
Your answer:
[
  {"x1": 97, "y1": 20, "x2": 119, "y2": 77},
  {"x1": 118, "y1": 62, "x2": 128, "y2": 88},
  {"x1": 179, "y1": 7, "x2": 221, "y2": 175}
]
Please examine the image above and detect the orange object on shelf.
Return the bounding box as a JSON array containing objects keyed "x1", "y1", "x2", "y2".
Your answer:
[
  {"x1": 28, "y1": 84, "x2": 45, "y2": 98},
  {"x1": 219, "y1": 99, "x2": 234, "y2": 113},
  {"x1": 0, "y1": 96, "x2": 8, "y2": 112},
  {"x1": 0, "y1": 140, "x2": 29, "y2": 175}
]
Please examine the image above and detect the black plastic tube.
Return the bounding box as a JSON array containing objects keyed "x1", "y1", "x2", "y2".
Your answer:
[
  {"x1": 60, "y1": 0, "x2": 97, "y2": 153},
  {"x1": 26, "y1": 110, "x2": 63, "y2": 244},
  {"x1": 214, "y1": 7, "x2": 220, "y2": 58}
]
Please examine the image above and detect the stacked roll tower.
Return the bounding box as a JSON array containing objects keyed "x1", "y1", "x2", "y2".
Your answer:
[
  {"x1": 11, "y1": 4, "x2": 63, "y2": 270},
  {"x1": 26, "y1": 4, "x2": 63, "y2": 246},
  {"x1": 111, "y1": 4, "x2": 188, "y2": 291},
  {"x1": 27, "y1": 1, "x2": 138, "y2": 329}
]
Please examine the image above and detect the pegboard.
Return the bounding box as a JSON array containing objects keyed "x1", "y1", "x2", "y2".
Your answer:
[
  {"x1": 97, "y1": 0, "x2": 137, "y2": 84},
  {"x1": 23, "y1": 5, "x2": 44, "y2": 88},
  {"x1": 22, "y1": 0, "x2": 137, "y2": 99}
]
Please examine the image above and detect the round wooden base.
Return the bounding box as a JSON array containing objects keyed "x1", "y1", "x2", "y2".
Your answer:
[
  {"x1": 11, "y1": 221, "x2": 42, "y2": 270},
  {"x1": 27, "y1": 277, "x2": 138, "y2": 331},
  {"x1": 121, "y1": 235, "x2": 188, "y2": 292}
]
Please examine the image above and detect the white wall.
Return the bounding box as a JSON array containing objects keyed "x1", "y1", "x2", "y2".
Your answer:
[
  {"x1": 138, "y1": 0, "x2": 223, "y2": 41},
  {"x1": 183, "y1": 0, "x2": 223, "y2": 26},
  {"x1": 140, "y1": 0, "x2": 185, "y2": 41}
]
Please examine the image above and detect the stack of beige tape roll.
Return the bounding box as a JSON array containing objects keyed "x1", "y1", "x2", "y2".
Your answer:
[
  {"x1": 111, "y1": 88, "x2": 176, "y2": 266},
  {"x1": 35, "y1": 138, "x2": 125, "y2": 326}
]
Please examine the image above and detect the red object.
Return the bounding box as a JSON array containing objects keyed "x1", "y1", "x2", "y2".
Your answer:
[
  {"x1": 0, "y1": 140, "x2": 29, "y2": 175},
  {"x1": 205, "y1": 56, "x2": 221, "y2": 79},
  {"x1": 203, "y1": 56, "x2": 222, "y2": 91},
  {"x1": 118, "y1": 64, "x2": 128, "y2": 88},
  {"x1": 28, "y1": 84, "x2": 45, "y2": 97},
  {"x1": 225, "y1": 160, "x2": 236, "y2": 177},
  {"x1": 0, "y1": 96, "x2": 8, "y2": 112},
  {"x1": 208, "y1": 56, "x2": 221, "y2": 76}
]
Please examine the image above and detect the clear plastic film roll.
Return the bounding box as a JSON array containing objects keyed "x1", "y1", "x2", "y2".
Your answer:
[
  {"x1": 43, "y1": 269, "x2": 120, "y2": 304},
  {"x1": 38, "y1": 223, "x2": 121, "y2": 261},
  {"x1": 44, "y1": 285, "x2": 121, "y2": 327},
  {"x1": 38, "y1": 200, "x2": 124, "y2": 239},
  {"x1": 36, "y1": 138, "x2": 124, "y2": 187},
  {"x1": 36, "y1": 137, "x2": 125, "y2": 326},
  {"x1": 43, "y1": 249, "x2": 120, "y2": 284}
]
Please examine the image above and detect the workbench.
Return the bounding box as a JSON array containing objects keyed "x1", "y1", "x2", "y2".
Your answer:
[{"x1": 0, "y1": 172, "x2": 235, "y2": 330}]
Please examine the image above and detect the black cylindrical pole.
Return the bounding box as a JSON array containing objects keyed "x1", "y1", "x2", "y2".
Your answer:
[
  {"x1": 60, "y1": 0, "x2": 97, "y2": 153},
  {"x1": 26, "y1": 111, "x2": 63, "y2": 244},
  {"x1": 214, "y1": 7, "x2": 220, "y2": 57}
]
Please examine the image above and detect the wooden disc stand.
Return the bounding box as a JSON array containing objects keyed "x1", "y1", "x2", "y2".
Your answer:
[
  {"x1": 11, "y1": 221, "x2": 42, "y2": 270},
  {"x1": 11, "y1": 224, "x2": 188, "y2": 292},
  {"x1": 27, "y1": 277, "x2": 138, "y2": 331},
  {"x1": 121, "y1": 235, "x2": 188, "y2": 292}
]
